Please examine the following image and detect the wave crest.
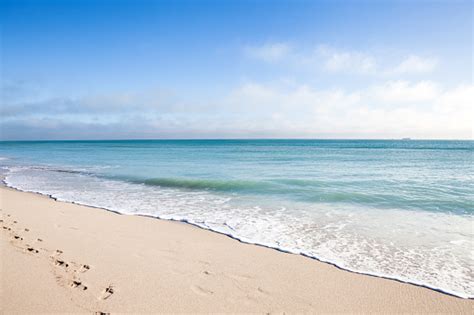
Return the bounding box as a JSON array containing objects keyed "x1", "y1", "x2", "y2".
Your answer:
[{"x1": 141, "y1": 177, "x2": 273, "y2": 192}]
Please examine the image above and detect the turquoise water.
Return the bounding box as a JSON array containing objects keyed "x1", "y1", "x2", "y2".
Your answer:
[{"x1": 0, "y1": 140, "x2": 472, "y2": 297}]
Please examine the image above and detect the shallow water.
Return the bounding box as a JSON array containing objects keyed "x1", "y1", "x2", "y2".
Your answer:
[{"x1": 0, "y1": 139, "x2": 472, "y2": 297}]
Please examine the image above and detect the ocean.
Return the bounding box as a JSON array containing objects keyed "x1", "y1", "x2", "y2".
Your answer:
[{"x1": 0, "y1": 139, "x2": 472, "y2": 298}]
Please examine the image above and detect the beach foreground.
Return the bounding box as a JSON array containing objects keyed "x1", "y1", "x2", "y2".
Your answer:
[{"x1": 0, "y1": 186, "x2": 471, "y2": 313}]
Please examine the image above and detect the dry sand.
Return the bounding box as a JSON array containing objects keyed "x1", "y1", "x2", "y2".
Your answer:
[{"x1": 0, "y1": 185, "x2": 472, "y2": 313}]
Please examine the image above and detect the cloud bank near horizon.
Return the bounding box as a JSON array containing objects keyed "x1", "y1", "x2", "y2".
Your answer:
[{"x1": 2, "y1": 72, "x2": 472, "y2": 140}]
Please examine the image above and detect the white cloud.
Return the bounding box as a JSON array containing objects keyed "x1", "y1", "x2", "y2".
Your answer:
[
  {"x1": 369, "y1": 80, "x2": 439, "y2": 103},
  {"x1": 390, "y1": 55, "x2": 438, "y2": 74},
  {"x1": 435, "y1": 84, "x2": 473, "y2": 113},
  {"x1": 221, "y1": 80, "x2": 472, "y2": 139},
  {"x1": 432, "y1": 85, "x2": 474, "y2": 134},
  {"x1": 243, "y1": 42, "x2": 441, "y2": 79},
  {"x1": 244, "y1": 42, "x2": 291, "y2": 62},
  {"x1": 317, "y1": 45, "x2": 377, "y2": 74}
]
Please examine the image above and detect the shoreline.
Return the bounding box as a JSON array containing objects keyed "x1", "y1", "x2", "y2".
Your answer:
[
  {"x1": 0, "y1": 185, "x2": 472, "y2": 313},
  {"x1": 3, "y1": 178, "x2": 471, "y2": 300}
]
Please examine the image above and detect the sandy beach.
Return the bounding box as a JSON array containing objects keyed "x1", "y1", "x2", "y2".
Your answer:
[{"x1": 0, "y1": 185, "x2": 472, "y2": 313}]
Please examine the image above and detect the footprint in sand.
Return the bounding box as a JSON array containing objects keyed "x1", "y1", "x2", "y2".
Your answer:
[
  {"x1": 54, "y1": 258, "x2": 69, "y2": 268},
  {"x1": 50, "y1": 251, "x2": 72, "y2": 273},
  {"x1": 257, "y1": 286, "x2": 270, "y2": 295},
  {"x1": 50, "y1": 251, "x2": 90, "y2": 274},
  {"x1": 99, "y1": 285, "x2": 115, "y2": 300},
  {"x1": 70, "y1": 280, "x2": 88, "y2": 291},
  {"x1": 26, "y1": 246, "x2": 39, "y2": 254},
  {"x1": 196, "y1": 270, "x2": 214, "y2": 280},
  {"x1": 191, "y1": 285, "x2": 214, "y2": 296},
  {"x1": 228, "y1": 273, "x2": 253, "y2": 281},
  {"x1": 6, "y1": 230, "x2": 35, "y2": 253},
  {"x1": 50, "y1": 251, "x2": 87, "y2": 292}
]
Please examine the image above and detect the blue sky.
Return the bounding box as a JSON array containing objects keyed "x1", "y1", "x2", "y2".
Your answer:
[{"x1": 1, "y1": 0, "x2": 472, "y2": 140}]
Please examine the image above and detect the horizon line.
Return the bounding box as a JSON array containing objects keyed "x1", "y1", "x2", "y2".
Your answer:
[{"x1": 0, "y1": 138, "x2": 472, "y2": 142}]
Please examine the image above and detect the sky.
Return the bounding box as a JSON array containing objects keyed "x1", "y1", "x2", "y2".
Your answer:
[{"x1": 0, "y1": 0, "x2": 472, "y2": 140}]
